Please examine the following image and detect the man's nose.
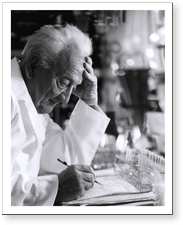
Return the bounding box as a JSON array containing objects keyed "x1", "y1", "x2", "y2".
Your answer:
[{"x1": 59, "y1": 87, "x2": 73, "y2": 104}]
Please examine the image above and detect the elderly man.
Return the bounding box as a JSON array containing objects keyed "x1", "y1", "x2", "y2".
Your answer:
[{"x1": 11, "y1": 24, "x2": 109, "y2": 206}]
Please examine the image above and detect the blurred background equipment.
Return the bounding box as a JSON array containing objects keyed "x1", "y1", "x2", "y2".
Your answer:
[{"x1": 11, "y1": 10, "x2": 165, "y2": 166}]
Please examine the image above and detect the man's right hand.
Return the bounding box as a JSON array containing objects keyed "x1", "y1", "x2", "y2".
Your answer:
[{"x1": 54, "y1": 164, "x2": 96, "y2": 204}]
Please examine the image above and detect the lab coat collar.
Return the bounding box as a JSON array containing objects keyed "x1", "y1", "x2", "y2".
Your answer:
[
  {"x1": 11, "y1": 57, "x2": 46, "y2": 144},
  {"x1": 11, "y1": 57, "x2": 29, "y2": 101},
  {"x1": 11, "y1": 57, "x2": 38, "y2": 116}
]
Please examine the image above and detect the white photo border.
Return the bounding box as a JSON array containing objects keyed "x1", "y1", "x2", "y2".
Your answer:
[{"x1": 2, "y1": 2, "x2": 172, "y2": 215}]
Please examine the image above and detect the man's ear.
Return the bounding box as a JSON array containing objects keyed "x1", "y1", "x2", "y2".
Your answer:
[{"x1": 26, "y1": 55, "x2": 40, "y2": 79}]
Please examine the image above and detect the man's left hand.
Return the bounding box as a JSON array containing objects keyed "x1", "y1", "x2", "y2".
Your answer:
[{"x1": 73, "y1": 57, "x2": 98, "y2": 106}]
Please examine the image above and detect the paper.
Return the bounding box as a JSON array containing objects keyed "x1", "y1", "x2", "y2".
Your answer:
[
  {"x1": 62, "y1": 192, "x2": 155, "y2": 206},
  {"x1": 61, "y1": 174, "x2": 155, "y2": 206},
  {"x1": 79, "y1": 174, "x2": 139, "y2": 200}
]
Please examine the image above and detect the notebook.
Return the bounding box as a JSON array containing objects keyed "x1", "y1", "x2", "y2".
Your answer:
[{"x1": 61, "y1": 172, "x2": 156, "y2": 206}]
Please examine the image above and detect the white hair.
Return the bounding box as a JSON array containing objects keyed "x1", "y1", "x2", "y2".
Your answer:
[{"x1": 21, "y1": 24, "x2": 93, "y2": 69}]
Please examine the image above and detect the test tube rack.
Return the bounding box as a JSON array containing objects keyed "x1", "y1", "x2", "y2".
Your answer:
[{"x1": 114, "y1": 148, "x2": 165, "y2": 192}]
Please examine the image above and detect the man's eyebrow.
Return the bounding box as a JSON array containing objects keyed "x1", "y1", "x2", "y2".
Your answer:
[{"x1": 65, "y1": 73, "x2": 82, "y2": 86}]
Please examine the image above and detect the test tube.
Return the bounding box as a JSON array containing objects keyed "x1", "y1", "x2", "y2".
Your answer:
[
  {"x1": 149, "y1": 151, "x2": 153, "y2": 170},
  {"x1": 157, "y1": 155, "x2": 161, "y2": 171},
  {"x1": 144, "y1": 149, "x2": 149, "y2": 169},
  {"x1": 160, "y1": 156, "x2": 165, "y2": 173},
  {"x1": 152, "y1": 152, "x2": 156, "y2": 168},
  {"x1": 154, "y1": 153, "x2": 158, "y2": 169}
]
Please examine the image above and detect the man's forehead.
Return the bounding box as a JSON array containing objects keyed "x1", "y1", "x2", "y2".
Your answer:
[
  {"x1": 65, "y1": 69, "x2": 83, "y2": 85},
  {"x1": 68, "y1": 56, "x2": 84, "y2": 76},
  {"x1": 57, "y1": 49, "x2": 85, "y2": 83}
]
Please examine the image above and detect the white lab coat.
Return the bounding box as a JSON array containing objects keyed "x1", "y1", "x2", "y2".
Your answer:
[{"x1": 11, "y1": 58, "x2": 110, "y2": 206}]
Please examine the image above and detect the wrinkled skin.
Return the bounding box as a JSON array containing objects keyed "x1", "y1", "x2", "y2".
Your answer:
[
  {"x1": 21, "y1": 54, "x2": 97, "y2": 114},
  {"x1": 54, "y1": 165, "x2": 96, "y2": 203}
]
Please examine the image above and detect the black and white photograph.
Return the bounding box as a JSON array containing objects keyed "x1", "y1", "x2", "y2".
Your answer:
[{"x1": 2, "y1": 1, "x2": 173, "y2": 217}]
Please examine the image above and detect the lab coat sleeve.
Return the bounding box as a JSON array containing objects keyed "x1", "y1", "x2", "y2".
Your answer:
[
  {"x1": 39, "y1": 99, "x2": 110, "y2": 175},
  {"x1": 11, "y1": 93, "x2": 58, "y2": 206},
  {"x1": 11, "y1": 171, "x2": 58, "y2": 206}
]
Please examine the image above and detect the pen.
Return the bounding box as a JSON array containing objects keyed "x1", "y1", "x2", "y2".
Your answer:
[{"x1": 57, "y1": 158, "x2": 102, "y2": 185}]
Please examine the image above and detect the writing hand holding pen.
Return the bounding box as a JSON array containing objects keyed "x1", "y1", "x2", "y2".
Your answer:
[
  {"x1": 54, "y1": 158, "x2": 102, "y2": 204},
  {"x1": 57, "y1": 158, "x2": 102, "y2": 185}
]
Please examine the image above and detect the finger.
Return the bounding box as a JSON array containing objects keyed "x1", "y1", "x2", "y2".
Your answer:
[
  {"x1": 83, "y1": 62, "x2": 93, "y2": 74},
  {"x1": 75, "y1": 164, "x2": 92, "y2": 172},
  {"x1": 76, "y1": 165, "x2": 96, "y2": 182},
  {"x1": 83, "y1": 180, "x2": 94, "y2": 191},
  {"x1": 90, "y1": 166, "x2": 96, "y2": 180},
  {"x1": 81, "y1": 171, "x2": 95, "y2": 184},
  {"x1": 85, "y1": 56, "x2": 92, "y2": 66},
  {"x1": 83, "y1": 69, "x2": 97, "y2": 84},
  {"x1": 75, "y1": 164, "x2": 95, "y2": 178}
]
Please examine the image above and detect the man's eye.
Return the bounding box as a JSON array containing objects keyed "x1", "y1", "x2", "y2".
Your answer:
[
  {"x1": 57, "y1": 79, "x2": 69, "y2": 89},
  {"x1": 56, "y1": 79, "x2": 62, "y2": 88}
]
